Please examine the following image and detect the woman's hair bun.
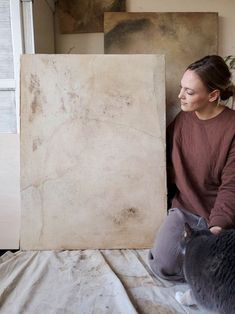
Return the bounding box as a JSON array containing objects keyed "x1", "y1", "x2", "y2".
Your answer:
[{"x1": 221, "y1": 84, "x2": 235, "y2": 101}]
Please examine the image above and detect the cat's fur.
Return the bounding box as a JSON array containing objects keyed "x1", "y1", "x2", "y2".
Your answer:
[{"x1": 177, "y1": 223, "x2": 235, "y2": 314}]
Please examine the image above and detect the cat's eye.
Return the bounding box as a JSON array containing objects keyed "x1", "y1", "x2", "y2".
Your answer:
[{"x1": 184, "y1": 231, "x2": 187, "y2": 238}]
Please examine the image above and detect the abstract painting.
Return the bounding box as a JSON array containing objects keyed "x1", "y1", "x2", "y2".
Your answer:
[
  {"x1": 20, "y1": 54, "x2": 166, "y2": 250},
  {"x1": 104, "y1": 12, "x2": 218, "y2": 124},
  {"x1": 58, "y1": 0, "x2": 126, "y2": 33}
]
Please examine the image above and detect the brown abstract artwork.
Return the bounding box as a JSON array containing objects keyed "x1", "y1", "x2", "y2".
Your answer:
[
  {"x1": 104, "y1": 12, "x2": 218, "y2": 124},
  {"x1": 58, "y1": 0, "x2": 126, "y2": 33}
]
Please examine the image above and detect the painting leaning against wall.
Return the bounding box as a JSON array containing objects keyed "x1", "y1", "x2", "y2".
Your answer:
[
  {"x1": 20, "y1": 54, "x2": 167, "y2": 250},
  {"x1": 104, "y1": 12, "x2": 218, "y2": 125},
  {"x1": 58, "y1": 0, "x2": 126, "y2": 33},
  {"x1": 224, "y1": 55, "x2": 235, "y2": 110}
]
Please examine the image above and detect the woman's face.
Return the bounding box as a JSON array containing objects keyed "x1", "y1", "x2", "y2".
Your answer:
[{"x1": 178, "y1": 69, "x2": 214, "y2": 113}]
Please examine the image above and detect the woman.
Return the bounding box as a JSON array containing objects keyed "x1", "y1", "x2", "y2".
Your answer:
[{"x1": 148, "y1": 55, "x2": 235, "y2": 281}]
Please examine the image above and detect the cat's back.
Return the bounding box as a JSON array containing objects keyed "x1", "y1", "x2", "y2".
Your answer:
[
  {"x1": 185, "y1": 229, "x2": 235, "y2": 314},
  {"x1": 185, "y1": 230, "x2": 235, "y2": 279},
  {"x1": 185, "y1": 229, "x2": 235, "y2": 259}
]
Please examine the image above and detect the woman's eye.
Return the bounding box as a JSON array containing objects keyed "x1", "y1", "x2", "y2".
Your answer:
[{"x1": 187, "y1": 91, "x2": 194, "y2": 95}]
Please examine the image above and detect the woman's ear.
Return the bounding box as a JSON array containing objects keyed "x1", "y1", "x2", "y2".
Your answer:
[{"x1": 209, "y1": 89, "x2": 220, "y2": 103}]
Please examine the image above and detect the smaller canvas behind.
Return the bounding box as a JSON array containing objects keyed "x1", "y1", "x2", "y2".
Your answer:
[{"x1": 104, "y1": 12, "x2": 218, "y2": 124}]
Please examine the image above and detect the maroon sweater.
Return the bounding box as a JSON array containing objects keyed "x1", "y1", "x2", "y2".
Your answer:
[{"x1": 167, "y1": 107, "x2": 235, "y2": 229}]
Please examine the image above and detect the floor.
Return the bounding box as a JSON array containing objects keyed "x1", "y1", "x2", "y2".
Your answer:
[{"x1": 0, "y1": 249, "x2": 208, "y2": 314}]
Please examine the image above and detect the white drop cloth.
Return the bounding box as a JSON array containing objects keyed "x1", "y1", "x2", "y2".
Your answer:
[{"x1": 0, "y1": 250, "x2": 207, "y2": 313}]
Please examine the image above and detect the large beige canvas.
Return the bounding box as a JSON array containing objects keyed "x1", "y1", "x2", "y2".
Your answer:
[
  {"x1": 104, "y1": 12, "x2": 218, "y2": 124},
  {"x1": 20, "y1": 54, "x2": 166, "y2": 250}
]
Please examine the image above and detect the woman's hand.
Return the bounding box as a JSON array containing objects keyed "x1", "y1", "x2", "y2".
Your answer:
[{"x1": 210, "y1": 226, "x2": 222, "y2": 235}]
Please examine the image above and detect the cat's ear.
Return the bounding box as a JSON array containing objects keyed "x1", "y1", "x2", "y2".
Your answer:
[{"x1": 184, "y1": 223, "x2": 193, "y2": 238}]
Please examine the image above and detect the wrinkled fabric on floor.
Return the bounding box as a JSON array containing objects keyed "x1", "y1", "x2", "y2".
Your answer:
[{"x1": 0, "y1": 249, "x2": 205, "y2": 314}]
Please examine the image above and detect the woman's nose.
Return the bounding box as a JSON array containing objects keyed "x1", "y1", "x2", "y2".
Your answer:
[{"x1": 178, "y1": 88, "x2": 185, "y2": 99}]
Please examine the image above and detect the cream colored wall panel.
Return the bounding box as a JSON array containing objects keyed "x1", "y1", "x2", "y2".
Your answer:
[
  {"x1": 20, "y1": 54, "x2": 166, "y2": 250},
  {"x1": 0, "y1": 134, "x2": 20, "y2": 249},
  {"x1": 0, "y1": 90, "x2": 16, "y2": 133}
]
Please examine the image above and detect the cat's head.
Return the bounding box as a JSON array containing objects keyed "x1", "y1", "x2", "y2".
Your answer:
[
  {"x1": 184, "y1": 222, "x2": 211, "y2": 240},
  {"x1": 180, "y1": 223, "x2": 212, "y2": 254}
]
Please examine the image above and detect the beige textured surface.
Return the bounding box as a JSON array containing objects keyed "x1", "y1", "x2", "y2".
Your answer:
[
  {"x1": 20, "y1": 54, "x2": 166, "y2": 250},
  {"x1": 104, "y1": 12, "x2": 218, "y2": 124}
]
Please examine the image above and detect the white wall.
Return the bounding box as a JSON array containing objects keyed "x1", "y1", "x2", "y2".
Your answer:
[
  {"x1": 0, "y1": 135, "x2": 20, "y2": 249},
  {"x1": 55, "y1": 0, "x2": 235, "y2": 57},
  {"x1": 0, "y1": 0, "x2": 22, "y2": 249},
  {"x1": 0, "y1": 1, "x2": 55, "y2": 250}
]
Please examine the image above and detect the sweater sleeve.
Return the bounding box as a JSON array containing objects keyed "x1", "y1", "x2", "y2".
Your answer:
[{"x1": 209, "y1": 137, "x2": 235, "y2": 229}]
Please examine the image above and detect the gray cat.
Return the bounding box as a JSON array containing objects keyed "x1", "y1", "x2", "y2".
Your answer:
[{"x1": 175, "y1": 223, "x2": 235, "y2": 314}]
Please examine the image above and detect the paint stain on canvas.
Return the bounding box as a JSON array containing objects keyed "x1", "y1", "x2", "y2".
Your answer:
[{"x1": 112, "y1": 207, "x2": 141, "y2": 226}]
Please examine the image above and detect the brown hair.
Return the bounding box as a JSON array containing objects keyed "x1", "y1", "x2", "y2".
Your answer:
[{"x1": 187, "y1": 55, "x2": 234, "y2": 101}]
